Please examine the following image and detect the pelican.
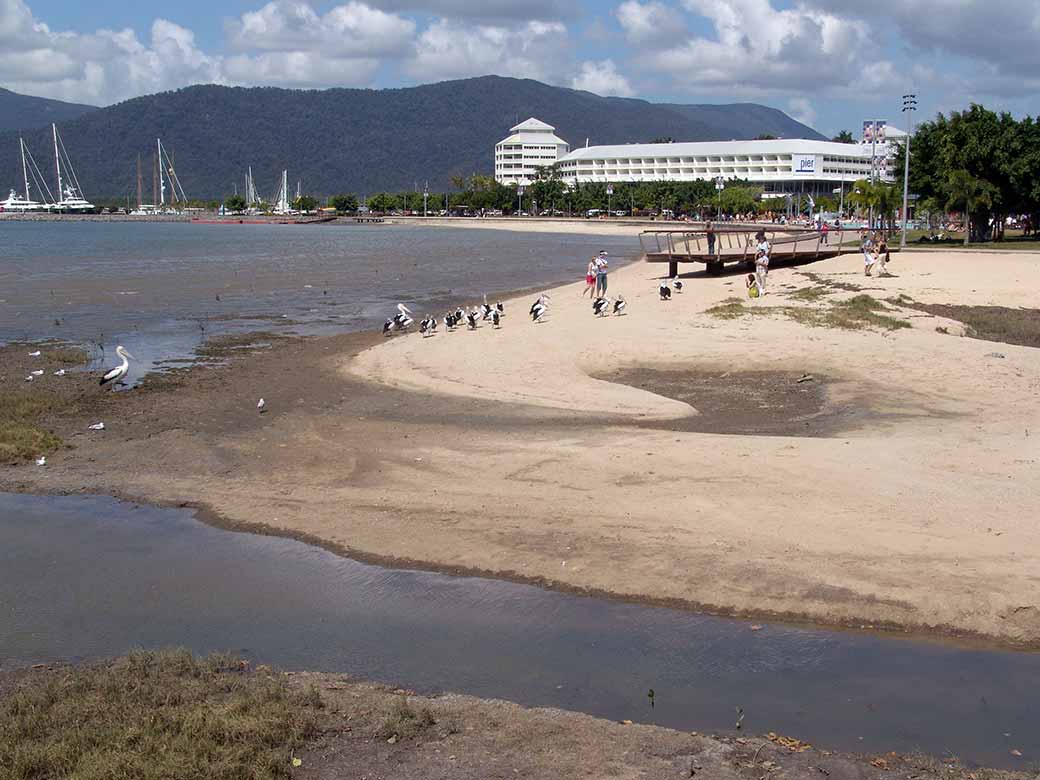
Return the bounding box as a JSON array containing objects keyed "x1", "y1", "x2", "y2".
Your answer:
[
  {"x1": 397, "y1": 303, "x2": 412, "y2": 317},
  {"x1": 466, "y1": 311, "x2": 478, "y2": 330},
  {"x1": 257, "y1": 398, "x2": 266, "y2": 414},
  {"x1": 613, "y1": 295, "x2": 627, "y2": 315},
  {"x1": 592, "y1": 297, "x2": 610, "y2": 316},
  {"x1": 99, "y1": 346, "x2": 133, "y2": 387},
  {"x1": 659, "y1": 282, "x2": 672, "y2": 301},
  {"x1": 480, "y1": 303, "x2": 493, "y2": 320},
  {"x1": 495, "y1": 302, "x2": 505, "y2": 317},
  {"x1": 444, "y1": 311, "x2": 456, "y2": 331},
  {"x1": 531, "y1": 300, "x2": 548, "y2": 323},
  {"x1": 491, "y1": 308, "x2": 501, "y2": 328},
  {"x1": 383, "y1": 318, "x2": 396, "y2": 336},
  {"x1": 420, "y1": 316, "x2": 435, "y2": 337},
  {"x1": 673, "y1": 277, "x2": 684, "y2": 293}
]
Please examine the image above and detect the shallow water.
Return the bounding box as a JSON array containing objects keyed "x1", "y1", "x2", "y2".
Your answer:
[
  {"x1": 1, "y1": 493, "x2": 1036, "y2": 767},
  {"x1": 0, "y1": 221, "x2": 639, "y2": 380}
]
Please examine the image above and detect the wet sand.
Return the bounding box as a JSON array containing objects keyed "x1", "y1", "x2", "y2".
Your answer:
[{"x1": 2, "y1": 248, "x2": 1039, "y2": 646}]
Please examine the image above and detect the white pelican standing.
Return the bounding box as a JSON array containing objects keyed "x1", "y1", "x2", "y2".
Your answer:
[
  {"x1": 257, "y1": 398, "x2": 266, "y2": 414},
  {"x1": 99, "y1": 346, "x2": 134, "y2": 387}
]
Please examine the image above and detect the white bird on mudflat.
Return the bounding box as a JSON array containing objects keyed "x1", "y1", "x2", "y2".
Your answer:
[
  {"x1": 257, "y1": 398, "x2": 266, "y2": 414},
  {"x1": 28, "y1": 350, "x2": 41, "y2": 357},
  {"x1": 99, "y1": 345, "x2": 134, "y2": 387},
  {"x1": 35, "y1": 456, "x2": 46, "y2": 466},
  {"x1": 87, "y1": 422, "x2": 105, "y2": 431},
  {"x1": 29, "y1": 369, "x2": 43, "y2": 377},
  {"x1": 53, "y1": 369, "x2": 66, "y2": 376}
]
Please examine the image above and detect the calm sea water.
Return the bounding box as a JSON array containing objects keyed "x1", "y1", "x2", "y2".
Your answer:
[
  {"x1": 1, "y1": 493, "x2": 1037, "y2": 768},
  {"x1": 0, "y1": 221, "x2": 640, "y2": 380}
]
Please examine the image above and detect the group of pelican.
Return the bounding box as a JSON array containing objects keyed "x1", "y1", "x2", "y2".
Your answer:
[
  {"x1": 659, "y1": 277, "x2": 684, "y2": 300},
  {"x1": 385, "y1": 296, "x2": 509, "y2": 338},
  {"x1": 591, "y1": 294, "x2": 627, "y2": 317}
]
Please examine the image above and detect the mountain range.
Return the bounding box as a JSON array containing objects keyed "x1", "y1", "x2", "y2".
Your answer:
[
  {"x1": 0, "y1": 76, "x2": 824, "y2": 200},
  {"x1": 0, "y1": 88, "x2": 97, "y2": 132}
]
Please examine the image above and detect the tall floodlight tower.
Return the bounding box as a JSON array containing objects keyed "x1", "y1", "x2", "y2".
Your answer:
[{"x1": 900, "y1": 94, "x2": 918, "y2": 248}]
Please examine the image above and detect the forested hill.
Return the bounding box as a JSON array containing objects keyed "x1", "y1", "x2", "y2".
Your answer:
[
  {"x1": 0, "y1": 76, "x2": 824, "y2": 199},
  {"x1": 0, "y1": 88, "x2": 97, "y2": 132}
]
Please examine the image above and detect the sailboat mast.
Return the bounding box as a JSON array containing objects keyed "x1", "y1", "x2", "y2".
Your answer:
[
  {"x1": 137, "y1": 154, "x2": 142, "y2": 209},
  {"x1": 20, "y1": 138, "x2": 31, "y2": 202},
  {"x1": 157, "y1": 139, "x2": 164, "y2": 207},
  {"x1": 53, "y1": 124, "x2": 63, "y2": 206}
]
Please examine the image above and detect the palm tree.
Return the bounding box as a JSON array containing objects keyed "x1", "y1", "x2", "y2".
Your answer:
[
  {"x1": 944, "y1": 170, "x2": 996, "y2": 244},
  {"x1": 450, "y1": 174, "x2": 468, "y2": 191},
  {"x1": 832, "y1": 130, "x2": 856, "y2": 144}
]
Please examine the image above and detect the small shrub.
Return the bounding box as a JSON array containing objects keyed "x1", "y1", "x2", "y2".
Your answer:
[{"x1": 379, "y1": 697, "x2": 436, "y2": 740}]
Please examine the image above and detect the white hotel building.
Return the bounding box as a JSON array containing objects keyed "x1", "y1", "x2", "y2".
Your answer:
[
  {"x1": 494, "y1": 118, "x2": 571, "y2": 186},
  {"x1": 494, "y1": 118, "x2": 899, "y2": 198}
]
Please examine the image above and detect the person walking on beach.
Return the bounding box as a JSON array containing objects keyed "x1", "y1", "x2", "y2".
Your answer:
[
  {"x1": 871, "y1": 235, "x2": 892, "y2": 276},
  {"x1": 820, "y1": 221, "x2": 829, "y2": 245},
  {"x1": 583, "y1": 257, "x2": 597, "y2": 297},
  {"x1": 594, "y1": 251, "x2": 609, "y2": 297},
  {"x1": 755, "y1": 234, "x2": 770, "y2": 296},
  {"x1": 706, "y1": 221, "x2": 716, "y2": 256},
  {"x1": 860, "y1": 230, "x2": 875, "y2": 276}
]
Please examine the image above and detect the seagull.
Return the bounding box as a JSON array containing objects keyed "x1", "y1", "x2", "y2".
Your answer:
[
  {"x1": 53, "y1": 369, "x2": 66, "y2": 376},
  {"x1": 659, "y1": 281, "x2": 672, "y2": 301},
  {"x1": 87, "y1": 422, "x2": 105, "y2": 431},
  {"x1": 99, "y1": 345, "x2": 134, "y2": 387},
  {"x1": 28, "y1": 350, "x2": 41, "y2": 357},
  {"x1": 29, "y1": 369, "x2": 43, "y2": 377},
  {"x1": 491, "y1": 308, "x2": 501, "y2": 328},
  {"x1": 592, "y1": 297, "x2": 610, "y2": 316},
  {"x1": 35, "y1": 456, "x2": 46, "y2": 466},
  {"x1": 673, "y1": 277, "x2": 684, "y2": 293},
  {"x1": 613, "y1": 295, "x2": 627, "y2": 315},
  {"x1": 257, "y1": 398, "x2": 266, "y2": 414}
]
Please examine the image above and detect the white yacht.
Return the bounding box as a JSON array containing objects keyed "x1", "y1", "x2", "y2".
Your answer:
[
  {"x1": 50, "y1": 124, "x2": 94, "y2": 213},
  {"x1": 1, "y1": 138, "x2": 51, "y2": 212}
]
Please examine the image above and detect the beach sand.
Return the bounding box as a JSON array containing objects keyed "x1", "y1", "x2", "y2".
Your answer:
[{"x1": 3, "y1": 247, "x2": 1039, "y2": 645}]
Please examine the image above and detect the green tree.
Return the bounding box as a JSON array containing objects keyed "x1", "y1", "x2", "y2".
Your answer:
[
  {"x1": 832, "y1": 130, "x2": 856, "y2": 144},
  {"x1": 224, "y1": 194, "x2": 247, "y2": 213},
  {"x1": 330, "y1": 193, "x2": 358, "y2": 213},
  {"x1": 293, "y1": 195, "x2": 319, "y2": 212},
  {"x1": 450, "y1": 174, "x2": 468, "y2": 191},
  {"x1": 944, "y1": 169, "x2": 997, "y2": 244},
  {"x1": 367, "y1": 192, "x2": 399, "y2": 213}
]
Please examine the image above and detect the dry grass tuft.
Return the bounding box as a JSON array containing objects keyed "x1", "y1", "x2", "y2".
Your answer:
[
  {"x1": 378, "y1": 696, "x2": 436, "y2": 741},
  {"x1": 706, "y1": 294, "x2": 909, "y2": 332},
  {"x1": 0, "y1": 391, "x2": 63, "y2": 464},
  {"x1": 0, "y1": 649, "x2": 321, "y2": 780}
]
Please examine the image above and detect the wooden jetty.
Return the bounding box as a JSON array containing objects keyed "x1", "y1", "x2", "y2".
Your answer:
[{"x1": 641, "y1": 224, "x2": 884, "y2": 276}]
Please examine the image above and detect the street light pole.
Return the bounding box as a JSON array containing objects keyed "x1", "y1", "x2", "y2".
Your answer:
[
  {"x1": 715, "y1": 176, "x2": 725, "y2": 219},
  {"x1": 423, "y1": 181, "x2": 429, "y2": 218},
  {"x1": 900, "y1": 94, "x2": 917, "y2": 248}
]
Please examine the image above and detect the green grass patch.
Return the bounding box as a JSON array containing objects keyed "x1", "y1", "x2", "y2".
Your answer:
[
  {"x1": 46, "y1": 346, "x2": 90, "y2": 365},
  {"x1": 705, "y1": 297, "x2": 764, "y2": 320},
  {"x1": 0, "y1": 391, "x2": 63, "y2": 464},
  {"x1": 706, "y1": 294, "x2": 909, "y2": 332},
  {"x1": 789, "y1": 286, "x2": 832, "y2": 302},
  {"x1": 378, "y1": 696, "x2": 436, "y2": 741},
  {"x1": 896, "y1": 300, "x2": 1040, "y2": 348},
  {"x1": 0, "y1": 649, "x2": 321, "y2": 780}
]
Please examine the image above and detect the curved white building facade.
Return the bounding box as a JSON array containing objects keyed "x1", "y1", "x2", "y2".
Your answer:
[
  {"x1": 556, "y1": 138, "x2": 893, "y2": 197},
  {"x1": 494, "y1": 118, "x2": 570, "y2": 186}
]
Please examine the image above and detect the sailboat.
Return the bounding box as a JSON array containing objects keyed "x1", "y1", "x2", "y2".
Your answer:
[
  {"x1": 1, "y1": 138, "x2": 52, "y2": 212},
  {"x1": 272, "y1": 170, "x2": 292, "y2": 215},
  {"x1": 50, "y1": 124, "x2": 94, "y2": 213}
]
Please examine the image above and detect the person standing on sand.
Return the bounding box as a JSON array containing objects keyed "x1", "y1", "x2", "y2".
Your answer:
[
  {"x1": 755, "y1": 234, "x2": 770, "y2": 296},
  {"x1": 860, "y1": 230, "x2": 875, "y2": 276},
  {"x1": 706, "y1": 221, "x2": 716, "y2": 256},
  {"x1": 583, "y1": 257, "x2": 597, "y2": 297},
  {"x1": 595, "y1": 251, "x2": 609, "y2": 297},
  {"x1": 820, "y1": 221, "x2": 829, "y2": 245}
]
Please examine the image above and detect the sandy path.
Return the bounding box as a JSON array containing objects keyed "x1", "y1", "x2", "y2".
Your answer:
[{"x1": 5, "y1": 248, "x2": 1039, "y2": 645}]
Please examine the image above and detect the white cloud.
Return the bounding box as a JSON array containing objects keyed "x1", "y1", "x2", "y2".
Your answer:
[
  {"x1": 787, "y1": 96, "x2": 816, "y2": 127},
  {"x1": 406, "y1": 19, "x2": 568, "y2": 82},
  {"x1": 367, "y1": 0, "x2": 574, "y2": 22},
  {"x1": 621, "y1": 0, "x2": 892, "y2": 99},
  {"x1": 615, "y1": 0, "x2": 685, "y2": 45},
  {"x1": 227, "y1": 0, "x2": 414, "y2": 58},
  {"x1": 571, "y1": 59, "x2": 634, "y2": 97}
]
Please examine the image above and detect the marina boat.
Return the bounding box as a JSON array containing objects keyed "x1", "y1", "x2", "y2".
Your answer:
[
  {"x1": 50, "y1": 124, "x2": 94, "y2": 213},
  {"x1": 0, "y1": 138, "x2": 52, "y2": 212}
]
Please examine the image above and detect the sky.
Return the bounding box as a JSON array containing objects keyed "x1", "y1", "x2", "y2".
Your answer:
[{"x1": 2, "y1": 0, "x2": 1039, "y2": 137}]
